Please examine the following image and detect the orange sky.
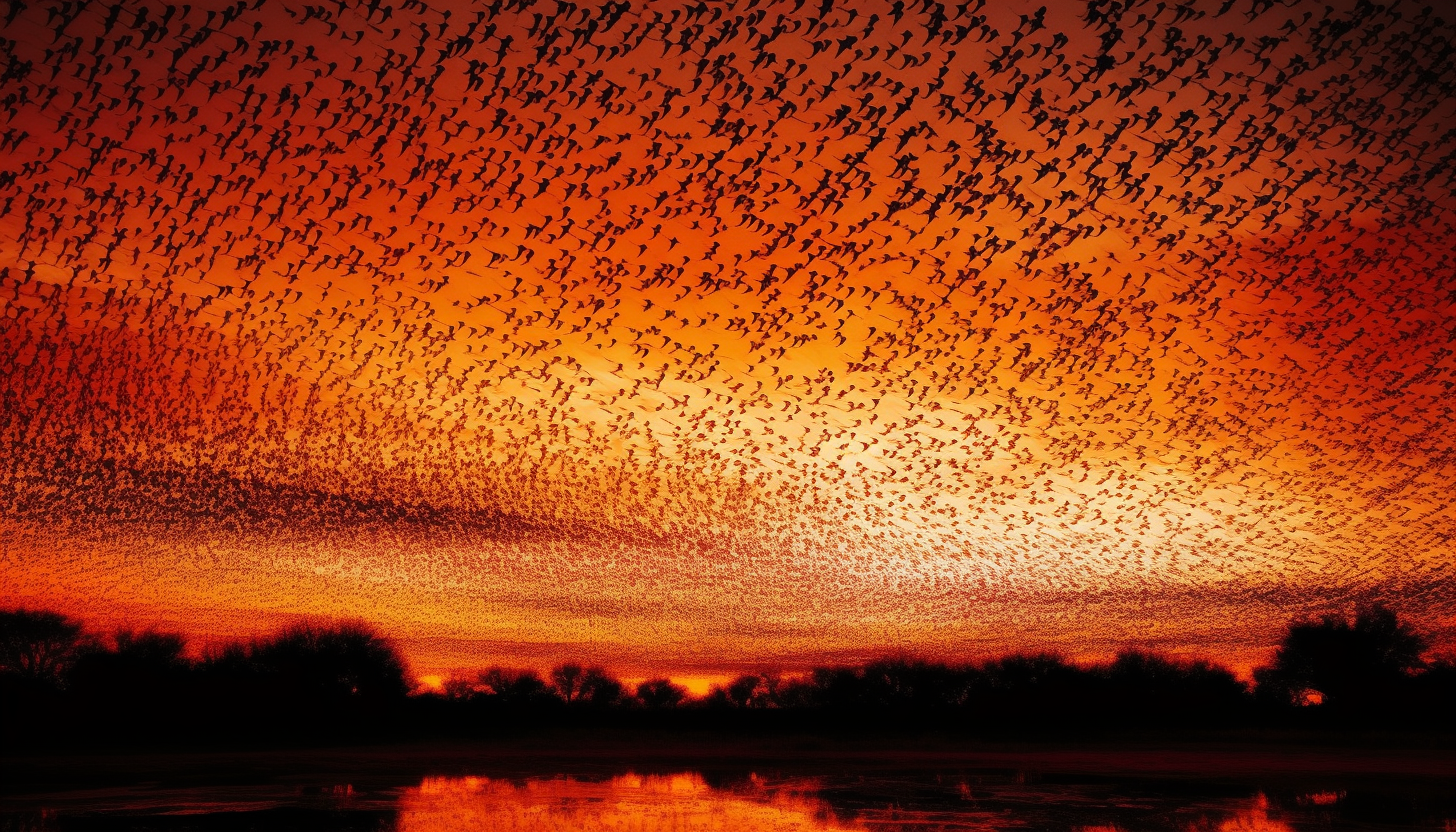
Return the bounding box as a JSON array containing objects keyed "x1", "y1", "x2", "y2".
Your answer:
[{"x1": 1, "y1": 0, "x2": 1453, "y2": 683}]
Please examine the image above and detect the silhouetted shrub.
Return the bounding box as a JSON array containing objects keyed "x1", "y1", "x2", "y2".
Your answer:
[
  {"x1": 709, "y1": 673, "x2": 774, "y2": 708},
  {"x1": 246, "y1": 622, "x2": 410, "y2": 705},
  {"x1": 0, "y1": 608, "x2": 86, "y2": 689},
  {"x1": 577, "y1": 666, "x2": 626, "y2": 707},
  {"x1": 1253, "y1": 604, "x2": 1429, "y2": 721},
  {"x1": 190, "y1": 621, "x2": 410, "y2": 741},
  {"x1": 551, "y1": 663, "x2": 586, "y2": 702},
  {"x1": 3, "y1": 603, "x2": 1450, "y2": 748},
  {"x1": 969, "y1": 652, "x2": 1093, "y2": 727},
  {"x1": 1095, "y1": 650, "x2": 1249, "y2": 726},
  {"x1": 476, "y1": 667, "x2": 557, "y2": 708},
  {"x1": 70, "y1": 630, "x2": 191, "y2": 697},
  {"x1": 635, "y1": 678, "x2": 687, "y2": 708}
]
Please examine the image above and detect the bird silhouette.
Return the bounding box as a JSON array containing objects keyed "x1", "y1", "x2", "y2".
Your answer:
[{"x1": 0, "y1": 0, "x2": 1452, "y2": 678}]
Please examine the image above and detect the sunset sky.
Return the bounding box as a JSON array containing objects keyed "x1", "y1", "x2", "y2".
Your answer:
[{"x1": 1, "y1": 0, "x2": 1452, "y2": 685}]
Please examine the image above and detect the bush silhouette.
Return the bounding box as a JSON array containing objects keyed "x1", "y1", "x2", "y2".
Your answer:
[
  {"x1": 725, "y1": 673, "x2": 767, "y2": 707},
  {"x1": 1254, "y1": 604, "x2": 1428, "y2": 718},
  {"x1": 577, "y1": 666, "x2": 626, "y2": 707},
  {"x1": 441, "y1": 674, "x2": 484, "y2": 701},
  {"x1": 635, "y1": 677, "x2": 687, "y2": 709},
  {"x1": 3, "y1": 603, "x2": 1451, "y2": 747},
  {"x1": 70, "y1": 629, "x2": 190, "y2": 692},
  {"x1": 0, "y1": 608, "x2": 86, "y2": 689},
  {"x1": 476, "y1": 667, "x2": 555, "y2": 707},
  {"x1": 551, "y1": 663, "x2": 586, "y2": 702},
  {"x1": 1098, "y1": 650, "x2": 1248, "y2": 724},
  {"x1": 247, "y1": 621, "x2": 410, "y2": 705}
]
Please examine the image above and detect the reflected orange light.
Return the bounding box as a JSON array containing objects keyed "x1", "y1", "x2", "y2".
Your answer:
[
  {"x1": 398, "y1": 773, "x2": 862, "y2": 832},
  {"x1": 1217, "y1": 795, "x2": 1294, "y2": 832}
]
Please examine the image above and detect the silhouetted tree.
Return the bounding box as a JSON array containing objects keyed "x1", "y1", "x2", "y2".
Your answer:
[
  {"x1": 798, "y1": 658, "x2": 969, "y2": 715},
  {"x1": 195, "y1": 641, "x2": 262, "y2": 717},
  {"x1": 726, "y1": 673, "x2": 765, "y2": 707},
  {"x1": 65, "y1": 628, "x2": 194, "y2": 738},
  {"x1": 635, "y1": 677, "x2": 686, "y2": 708},
  {"x1": 769, "y1": 673, "x2": 817, "y2": 709},
  {"x1": 969, "y1": 653, "x2": 1092, "y2": 727},
  {"x1": 1254, "y1": 604, "x2": 1427, "y2": 717},
  {"x1": 477, "y1": 667, "x2": 555, "y2": 707},
  {"x1": 576, "y1": 666, "x2": 625, "y2": 707},
  {"x1": 246, "y1": 622, "x2": 410, "y2": 706},
  {"x1": 441, "y1": 674, "x2": 483, "y2": 701},
  {"x1": 431, "y1": 664, "x2": 623, "y2": 710},
  {"x1": 861, "y1": 658, "x2": 968, "y2": 711},
  {"x1": 4, "y1": 604, "x2": 1448, "y2": 747},
  {"x1": 1098, "y1": 650, "x2": 1249, "y2": 724},
  {"x1": 551, "y1": 663, "x2": 585, "y2": 702},
  {"x1": 70, "y1": 629, "x2": 190, "y2": 686},
  {"x1": 704, "y1": 674, "x2": 762, "y2": 709},
  {"x1": 0, "y1": 608, "x2": 86, "y2": 689}
]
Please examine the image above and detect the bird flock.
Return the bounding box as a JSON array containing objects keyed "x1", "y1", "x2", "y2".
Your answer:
[{"x1": 1, "y1": 0, "x2": 1452, "y2": 674}]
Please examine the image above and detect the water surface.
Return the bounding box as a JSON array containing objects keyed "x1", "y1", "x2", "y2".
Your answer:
[{"x1": 5, "y1": 762, "x2": 1452, "y2": 831}]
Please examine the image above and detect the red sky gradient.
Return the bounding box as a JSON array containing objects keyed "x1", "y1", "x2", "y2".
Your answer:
[{"x1": 1, "y1": 0, "x2": 1453, "y2": 684}]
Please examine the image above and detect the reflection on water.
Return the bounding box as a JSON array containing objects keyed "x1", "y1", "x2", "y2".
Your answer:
[
  {"x1": 4, "y1": 767, "x2": 1452, "y2": 831},
  {"x1": 1206, "y1": 795, "x2": 1291, "y2": 832},
  {"x1": 399, "y1": 773, "x2": 858, "y2": 831}
]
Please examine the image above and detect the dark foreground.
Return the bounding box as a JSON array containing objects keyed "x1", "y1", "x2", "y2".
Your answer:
[{"x1": 4, "y1": 734, "x2": 1453, "y2": 831}]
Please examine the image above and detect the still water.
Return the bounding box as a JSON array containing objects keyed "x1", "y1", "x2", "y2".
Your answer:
[{"x1": 5, "y1": 766, "x2": 1453, "y2": 831}]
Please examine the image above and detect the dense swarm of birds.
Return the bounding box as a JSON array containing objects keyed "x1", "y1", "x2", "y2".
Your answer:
[{"x1": 0, "y1": 0, "x2": 1452, "y2": 672}]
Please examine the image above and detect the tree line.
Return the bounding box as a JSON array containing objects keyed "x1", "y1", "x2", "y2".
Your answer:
[{"x1": 1, "y1": 604, "x2": 1450, "y2": 747}]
